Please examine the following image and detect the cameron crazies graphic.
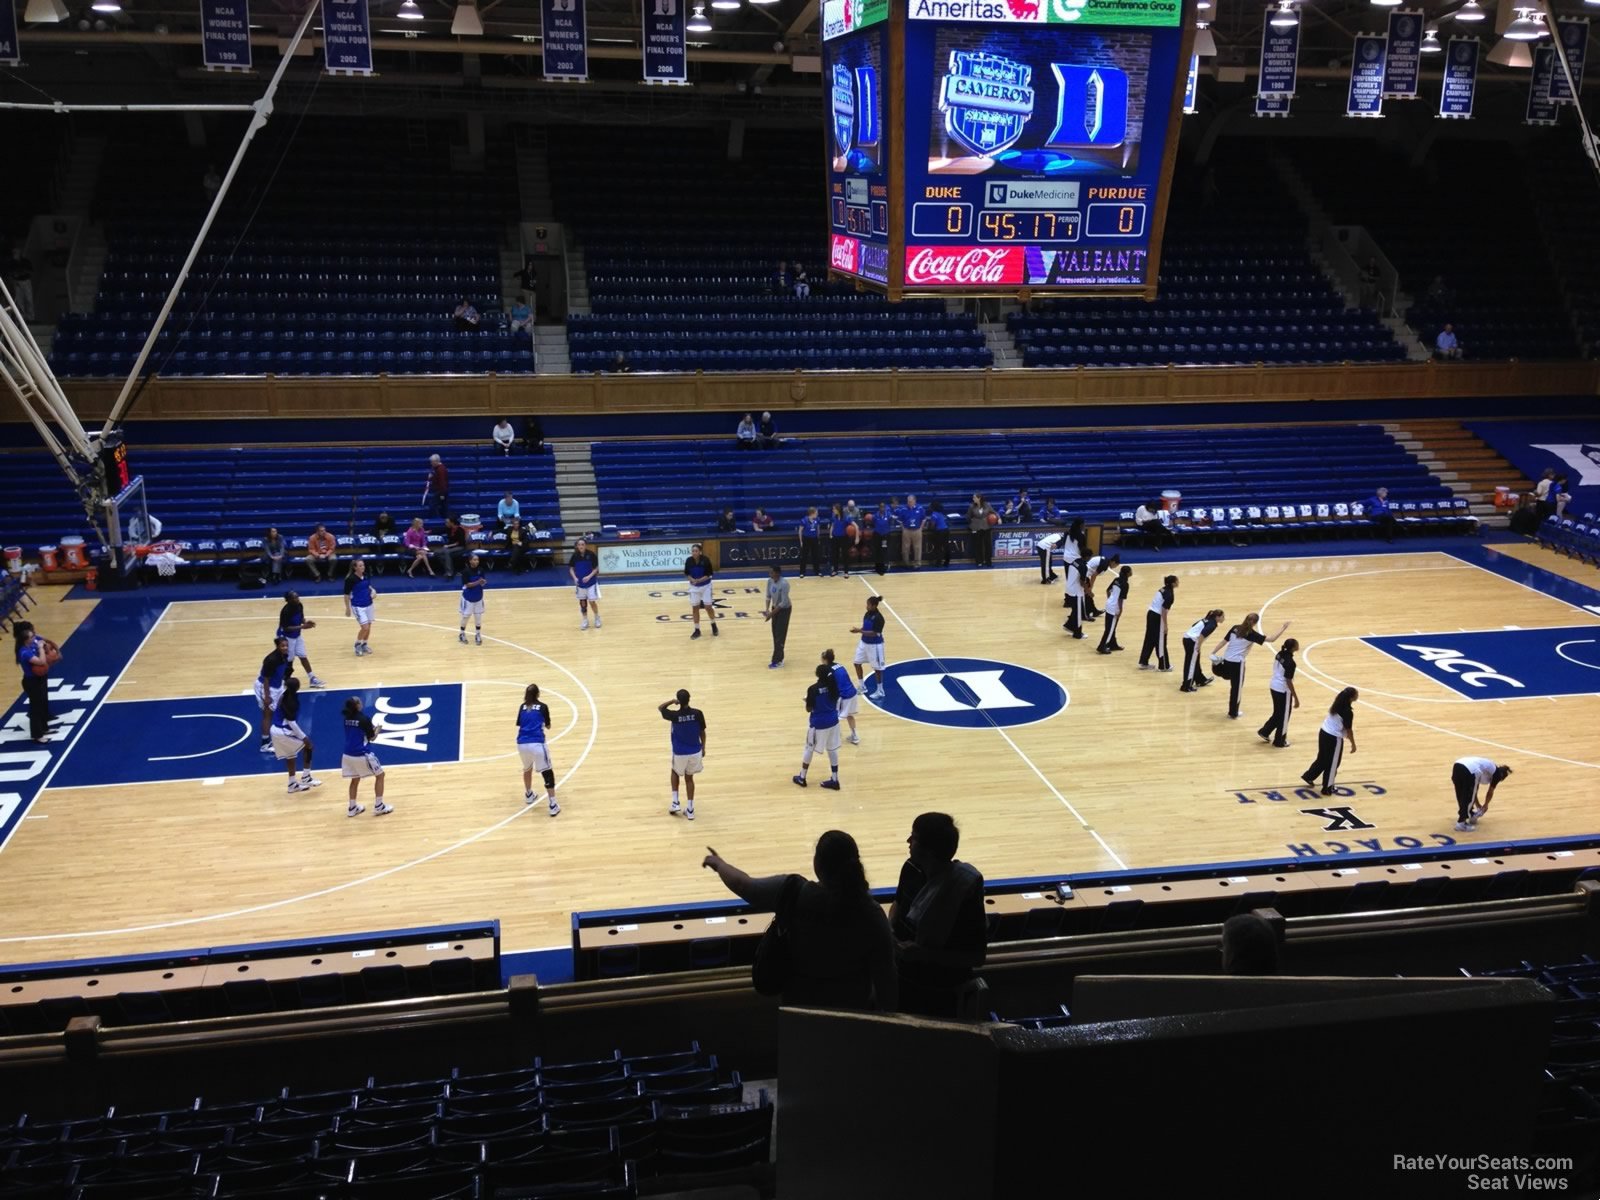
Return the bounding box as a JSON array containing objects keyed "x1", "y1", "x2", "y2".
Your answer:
[{"x1": 1300, "y1": 805, "x2": 1376, "y2": 833}]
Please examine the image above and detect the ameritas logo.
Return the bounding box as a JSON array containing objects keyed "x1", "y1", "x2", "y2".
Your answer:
[
  {"x1": 822, "y1": 0, "x2": 888, "y2": 41},
  {"x1": 909, "y1": 0, "x2": 1181, "y2": 27}
]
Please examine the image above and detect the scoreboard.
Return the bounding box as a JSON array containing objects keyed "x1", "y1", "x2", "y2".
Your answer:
[
  {"x1": 824, "y1": 0, "x2": 1193, "y2": 299},
  {"x1": 823, "y1": 0, "x2": 891, "y2": 287}
]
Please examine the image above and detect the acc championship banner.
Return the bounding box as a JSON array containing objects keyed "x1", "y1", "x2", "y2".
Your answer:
[
  {"x1": 1183, "y1": 53, "x2": 1198, "y2": 113},
  {"x1": 322, "y1": 0, "x2": 372, "y2": 74},
  {"x1": 0, "y1": 0, "x2": 19, "y2": 67},
  {"x1": 642, "y1": 0, "x2": 686, "y2": 83},
  {"x1": 1439, "y1": 37, "x2": 1478, "y2": 119},
  {"x1": 1382, "y1": 10, "x2": 1421, "y2": 98},
  {"x1": 1347, "y1": 34, "x2": 1387, "y2": 117},
  {"x1": 201, "y1": 0, "x2": 252, "y2": 70},
  {"x1": 542, "y1": 0, "x2": 587, "y2": 80},
  {"x1": 1550, "y1": 17, "x2": 1589, "y2": 104},
  {"x1": 1256, "y1": 12, "x2": 1298, "y2": 117},
  {"x1": 1528, "y1": 46, "x2": 1559, "y2": 125},
  {"x1": 596, "y1": 540, "x2": 698, "y2": 576}
]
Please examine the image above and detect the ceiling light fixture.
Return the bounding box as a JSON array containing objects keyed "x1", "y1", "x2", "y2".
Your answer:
[
  {"x1": 397, "y1": 0, "x2": 424, "y2": 20},
  {"x1": 1371, "y1": 0, "x2": 1401, "y2": 8},
  {"x1": 686, "y1": 4, "x2": 711, "y2": 32},
  {"x1": 710, "y1": 0, "x2": 740, "y2": 10},
  {"x1": 1503, "y1": 7, "x2": 1546, "y2": 39},
  {"x1": 450, "y1": 0, "x2": 482, "y2": 33},
  {"x1": 1420, "y1": 26, "x2": 1442, "y2": 51},
  {"x1": 23, "y1": 0, "x2": 71, "y2": 21},
  {"x1": 1453, "y1": 0, "x2": 1486, "y2": 21},
  {"x1": 1194, "y1": 22, "x2": 1217, "y2": 55},
  {"x1": 1269, "y1": 2, "x2": 1298, "y2": 28},
  {"x1": 89, "y1": 0, "x2": 122, "y2": 13}
]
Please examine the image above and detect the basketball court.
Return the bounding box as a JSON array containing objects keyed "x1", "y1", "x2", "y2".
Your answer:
[{"x1": 1, "y1": 542, "x2": 1597, "y2": 967}]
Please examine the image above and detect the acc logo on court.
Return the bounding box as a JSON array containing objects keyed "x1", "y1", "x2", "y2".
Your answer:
[{"x1": 874, "y1": 657, "x2": 1067, "y2": 729}]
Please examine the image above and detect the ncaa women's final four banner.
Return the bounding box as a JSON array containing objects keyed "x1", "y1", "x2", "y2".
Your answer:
[
  {"x1": 642, "y1": 0, "x2": 687, "y2": 83},
  {"x1": 200, "y1": 0, "x2": 252, "y2": 70},
  {"x1": 542, "y1": 0, "x2": 588, "y2": 80}
]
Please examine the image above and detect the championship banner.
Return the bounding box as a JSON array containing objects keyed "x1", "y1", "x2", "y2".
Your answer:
[
  {"x1": 0, "y1": 0, "x2": 19, "y2": 68},
  {"x1": 1256, "y1": 10, "x2": 1299, "y2": 118},
  {"x1": 1527, "y1": 45, "x2": 1559, "y2": 125},
  {"x1": 200, "y1": 0, "x2": 252, "y2": 70},
  {"x1": 1183, "y1": 52, "x2": 1198, "y2": 113},
  {"x1": 541, "y1": 0, "x2": 587, "y2": 81},
  {"x1": 1439, "y1": 37, "x2": 1478, "y2": 120},
  {"x1": 1549, "y1": 17, "x2": 1588, "y2": 104},
  {"x1": 322, "y1": 0, "x2": 373, "y2": 74},
  {"x1": 1382, "y1": 9, "x2": 1422, "y2": 98},
  {"x1": 1347, "y1": 33, "x2": 1387, "y2": 118},
  {"x1": 641, "y1": 0, "x2": 686, "y2": 83}
]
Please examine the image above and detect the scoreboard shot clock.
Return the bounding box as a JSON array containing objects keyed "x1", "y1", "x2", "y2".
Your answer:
[{"x1": 822, "y1": 0, "x2": 1194, "y2": 299}]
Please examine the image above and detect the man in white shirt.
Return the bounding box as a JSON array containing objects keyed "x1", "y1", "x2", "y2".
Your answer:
[
  {"x1": 1134, "y1": 500, "x2": 1170, "y2": 550},
  {"x1": 1452, "y1": 756, "x2": 1510, "y2": 832},
  {"x1": 492, "y1": 419, "x2": 515, "y2": 456}
]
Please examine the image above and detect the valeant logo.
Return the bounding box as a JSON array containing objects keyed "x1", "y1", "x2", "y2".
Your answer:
[
  {"x1": 831, "y1": 234, "x2": 860, "y2": 273},
  {"x1": 905, "y1": 245, "x2": 1024, "y2": 285}
]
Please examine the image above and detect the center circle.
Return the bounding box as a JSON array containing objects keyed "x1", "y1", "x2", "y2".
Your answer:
[{"x1": 872, "y1": 657, "x2": 1068, "y2": 729}]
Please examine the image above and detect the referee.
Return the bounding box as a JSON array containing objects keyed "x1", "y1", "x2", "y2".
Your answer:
[{"x1": 763, "y1": 564, "x2": 792, "y2": 669}]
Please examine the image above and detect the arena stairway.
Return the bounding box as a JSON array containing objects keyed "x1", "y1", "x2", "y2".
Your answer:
[{"x1": 1387, "y1": 419, "x2": 1531, "y2": 528}]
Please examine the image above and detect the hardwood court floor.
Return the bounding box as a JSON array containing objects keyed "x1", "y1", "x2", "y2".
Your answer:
[{"x1": 1, "y1": 549, "x2": 1597, "y2": 965}]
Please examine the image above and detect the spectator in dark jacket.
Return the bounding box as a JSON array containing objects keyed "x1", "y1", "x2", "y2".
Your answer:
[
  {"x1": 890, "y1": 812, "x2": 986, "y2": 1017},
  {"x1": 703, "y1": 832, "x2": 897, "y2": 1012}
]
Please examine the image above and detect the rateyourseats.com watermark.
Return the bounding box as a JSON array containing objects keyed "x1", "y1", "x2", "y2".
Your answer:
[{"x1": 1394, "y1": 1155, "x2": 1576, "y2": 1191}]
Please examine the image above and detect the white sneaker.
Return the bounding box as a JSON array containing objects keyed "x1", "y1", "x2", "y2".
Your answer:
[
  {"x1": 580, "y1": 619, "x2": 589, "y2": 631},
  {"x1": 548, "y1": 801, "x2": 561, "y2": 817},
  {"x1": 374, "y1": 801, "x2": 394, "y2": 816},
  {"x1": 848, "y1": 733, "x2": 860, "y2": 745},
  {"x1": 459, "y1": 631, "x2": 467, "y2": 643},
  {"x1": 1454, "y1": 820, "x2": 1475, "y2": 832},
  {"x1": 1468, "y1": 803, "x2": 1486, "y2": 820},
  {"x1": 474, "y1": 633, "x2": 482, "y2": 646},
  {"x1": 685, "y1": 807, "x2": 695, "y2": 821},
  {"x1": 594, "y1": 617, "x2": 602, "y2": 628},
  {"x1": 670, "y1": 799, "x2": 681, "y2": 815},
  {"x1": 288, "y1": 780, "x2": 307, "y2": 793},
  {"x1": 308, "y1": 675, "x2": 327, "y2": 689},
  {"x1": 259, "y1": 740, "x2": 274, "y2": 754},
  {"x1": 299, "y1": 775, "x2": 322, "y2": 789},
  {"x1": 348, "y1": 803, "x2": 365, "y2": 817},
  {"x1": 525, "y1": 790, "x2": 535, "y2": 805}
]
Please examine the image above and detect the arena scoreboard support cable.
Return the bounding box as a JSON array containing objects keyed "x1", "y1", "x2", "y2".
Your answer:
[{"x1": 823, "y1": 0, "x2": 1194, "y2": 299}]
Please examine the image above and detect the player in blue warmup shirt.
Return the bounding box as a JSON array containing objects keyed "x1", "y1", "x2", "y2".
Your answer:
[
  {"x1": 270, "y1": 677, "x2": 322, "y2": 794},
  {"x1": 342, "y1": 559, "x2": 377, "y2": 656},
  {"x1": 516, "y1": 683, "x2": 560, "y2": 816},
  {"x1": 851, "y1": 594, "x2": 888, "y2": 700},
  {"x1": 927, "y1": 502, "x2": 951, "y2": 568},
  {"x1": 797, "y1": 507, "x2": 824, "y2": 578},
  {"x1": 277, "y1": 591, "x2": 327, "y2": 689},
  {"x1": 899, "y1": 495, "x2": 927, "y2": 568},
  {"x1": 793, "y1": 665, "x2": 842, "y2": 790},
  {"x1": 570, "y1": 538, "x2": 602, "y2": 630},
  {"x1": 458, "y1": 554, "x2": 487, "y2": 645},
  {"x1": 684, "y1": 544, "x2": 719, "y2": 638},
  {"x1": 820, "y1": 648, "x2": 861, "y2": 746},
  {"x1": 340, "y1": 695, "x2": 393, "y2": 817},
  {"x1": 828, "y1": 504, "x2": 855, "y2": 578},
  {"x1": 255, "y1": 636, "x2": 294, "y2": 752},
  {"x1": 659, "y1": 689, "x2": 707, "y2": 820}
]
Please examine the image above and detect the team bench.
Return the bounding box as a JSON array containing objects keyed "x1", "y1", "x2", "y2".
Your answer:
[{"x1": 1114, "y1": 498, "x2": 1478, "y2": 548}]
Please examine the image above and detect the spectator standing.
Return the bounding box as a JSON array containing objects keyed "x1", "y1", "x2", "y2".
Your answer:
[
  {"x1": 1509, "y1": 491, "x2": 1542, "y2": 536},
  {"x1": 758, "y1": 412, "x2": 778, "y2": 449},
  {"x1": 928, "y1": 502, "x2": 951, "y2": 567},
  {"x1": 736, "y1": 412, "x2": 758, "y2": 450},
  {"x1": 6, "y1": 245, "x2": 34, "y2": 321},
  {"x1": 1135, "y1": 498, "x2": 1171, "y2": 550},
  {"x1": 439, "y1": 516, "x2": 468, "y2": 580},
  {"x1": 890, "y1": 813, "x2": 987, "y2": 1018},
  {"x1": 1435, "y1": 323, "x2": 1462, "y2": 360},
  {"x1": 497, "y1": 490, "x2": 521, "y2": 532},
  {"x1": 263, "y1": 527, "x2": 287, "y2": 584},
  {"x1": 764, "y1": 564, "x2": 792, "y2": 669},
  {"x1": 403, "y1": 518, "x2": 434, "y2": 578},
  {"x1": 453, "y1": 298, "x2": 481, "y2": 331},
  {"x1": 517, "y1": 256, "x2": 538, "y2": 294},
  {"x1": 425, "y1": 454, "x2": 449, "y2": 519},
  {"x1": 798, "y1": 506, "x2": 824, "y2": 578},
  {"x1": 701, "y1": 833, "x2": 896, "y2": 1012},
  {"x1": 1367, "y1": 486, "x2": 1397, "y2": 544},
  {"x1": 869, "y1": 500, "x2": 897, "y2": 574},
  {"x1": 966, "y1": 493, "x2": 997, "y2": 567},
  {"x1": 13, "y1": 621, "x2": 60, "y2": 743},
  {"x1": 509, "y1": 296, "x2": 533, "y2": 337},
  {"x1": 900, "y1": 494, "x2": 927, "y2": 569},
  {"x1": 493, "y1": 419, "x2": 516, "y2": 455},
  {"x1": 305, "y1": 523, "x2": 338, "y2": 582}
]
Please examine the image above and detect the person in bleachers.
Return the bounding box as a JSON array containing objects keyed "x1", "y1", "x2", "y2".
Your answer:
[
  {"x1": 890, "y1": 812, "x2": 986, "y2": 1018},
  {"x1": 717, "y1": 508, "x2": 738, "y2": 534},
  {"x1": 497, "y1": 490, "x2": 521, "y2": 532},
  {"x1": 758, "y1": 411, "x2": 778, "y2": 449},
  {"x1": 1535, "y1": 469, "x2": 1572, "y2": 519},
  {"x1": 305, "y1": 524, "x2": 338, "y2": 582},
  {"x1": 793, "y1": 263, "x2": 811, "y2": 300},
  {"x1": 517, "y1": 256, "x2": 537, "y2": 294},
  {"x1": 1366, "y1": 487, "x2": 1397, "y2": 544},
  {"x1": 1041, "y1": 496, "x2": 1062, "y2": 524},
  {"x1": 966, "y1": 493, "x2": 997, "y2": 567},
  {"x1": 5, "y1": 245, "x2": 34, "y2": 321},
  {"x1": 439, "y1": 517, "x2": 468, "y2": 580},
  {"x1": 426, "y1": 454, "x2": 450, "y2": 519},
  {"x1": 736, "y1": 412, "x2": 758, "y2": 450},
  {"x1": 509, "y1": 296, "x2": 533, "y2": 338},
  {"x1": 452, "y1": 298, "x2": 481, "y2": 331},
  {"x1": 523, "y1": 415, "x2": 544, "y2": 454},
  {"x1": 403, "y1": 518, "x2": 435, "y2": 578},
  {"x1": 751, "y1": 507, "x2": 775, "y2": 532},
  {"x1": 1013, "y1": 487, "x2": 1034, "y2": 523},
  {"x1": 263, "y1": 527, "x2": 287, "y2": 584},
  {"x1": 1434, "y1": 323, "x2": 1462, "y2": 360},
  {"x1": 702, "y1": 831, "x2": 897, "y2": 1012},
  {"x1": 1134, "y1": 498, "x2": 1171, "y2": 550},
  {"x1": 372, "y1": 511, "x2": 398, "y2": 540},
  {"x1": 1509, "y1": 491, "x2": 1542, "y2": 536},
  {"x1": 1220, "y1": 913, "x2": 1279, "y2": 976},
  {"x1": 493, "y1": 419, "x2": 516, "y2": 456},
  {"x1": 503, "y1": 517, "x2": 529, "y2": 575},
  {"x1": 772, "y1": 260, "x2": 791, "y2": 295}
]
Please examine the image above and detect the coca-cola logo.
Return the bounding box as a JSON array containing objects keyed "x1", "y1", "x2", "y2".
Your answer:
[
  {"x1": 904, "y1": 245, "x2": 1023, "y2": 286},
  {"x1": 830, "y1": 235, "x2": 859, "y2": 273}
]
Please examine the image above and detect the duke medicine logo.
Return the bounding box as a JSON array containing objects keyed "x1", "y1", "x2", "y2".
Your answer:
[
  {"x1": 875, "y1": 657, "x2": 1067, "y2": 729},
  {"x1": 941, "y1": 51, "x2": 1035, "y2": 157}
]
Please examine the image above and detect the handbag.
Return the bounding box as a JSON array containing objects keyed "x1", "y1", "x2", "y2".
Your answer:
[{"x1": 751, "y1": 875, "x2": 804, "y2": 996}]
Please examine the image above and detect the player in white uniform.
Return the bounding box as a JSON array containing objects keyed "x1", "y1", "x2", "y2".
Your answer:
[
  {"x1": 458, "y1": 554, "x2": 487, "y2": 645},
  {"x1": 1302, "y1": 688, "x2": 1358, "y2": 796},
  {"x1": 684, "y1": 545, "x2": 719, "y2": 639},
  {"x1": 1452, "y1": 756, "x2": 1512, "y2": 832},
  {"x1": 270, "y1": 677, "x2": 323, "y2": 794}
]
